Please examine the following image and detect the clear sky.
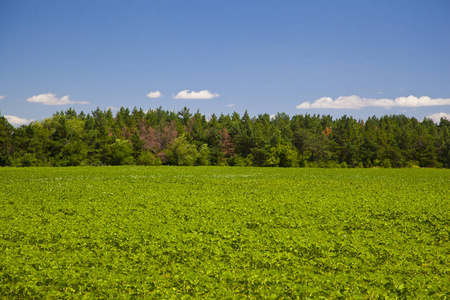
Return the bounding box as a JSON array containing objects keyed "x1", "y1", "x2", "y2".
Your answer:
[{"x1": 1, "y1": 0, "x2": 449, "y2": 125}]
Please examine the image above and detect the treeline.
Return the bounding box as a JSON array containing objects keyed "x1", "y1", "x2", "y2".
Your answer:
[{"x1": 1, "y1": 107, "x2": 449, "y2": 168}]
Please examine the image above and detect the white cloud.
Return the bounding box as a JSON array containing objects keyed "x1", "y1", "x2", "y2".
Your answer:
[
  {"x1": 26, "y1": 93, "x2": 89, "y2": 105},
  {"x1": 296, "y1": 95, "x2": 450, "y2": 109},
  {"x1": 269, "y1": 114, "x2": 276, "y2": 120},
  {"x1": 146, "y1": 91, "x2": 162, "y2": 98},
  {"x1": 226, "y1": 103, "x2": 235, "y2": 107},
  {"x1": 5, "y1": 115, "x2": 34, "y2": 125},
  {"x1": 427, "y1": 112, "x2": 450, "y2": 123},
  {"x1": 173, "y1": 90, "x2": 219, "y2": 99},
  {"x1": 107, "y1": 106, "x2": 119, "y2": 111},
  {"x1": 0, "y1": 95, "x2": 5, "y2": 100}
]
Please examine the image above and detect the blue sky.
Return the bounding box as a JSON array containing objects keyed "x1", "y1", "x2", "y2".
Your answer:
[{"x1": 1, "y1": 0, "x2": 449, "y2": 125}]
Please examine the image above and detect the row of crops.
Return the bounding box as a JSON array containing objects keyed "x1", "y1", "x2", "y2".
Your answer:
[{"x1": 0, "y1": 167, "x2": 449, "y2": 298}]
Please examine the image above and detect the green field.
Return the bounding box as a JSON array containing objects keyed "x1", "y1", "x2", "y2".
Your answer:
[{"x1": 0, "y1": 167, "x2": 449, "y2": 299}]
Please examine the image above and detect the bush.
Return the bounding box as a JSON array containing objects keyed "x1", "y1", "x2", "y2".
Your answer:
[
  {"x1": 138, "y1": 151, "x2": 162, "y2": 166},
  {"x1": 165, "y1": 135, "x2": 200, "y2": 166},
  {"x1": 381, "y1": 159, "x2": 392, "y2": 168},
  {"x1": 227, "y1": 155, "x2": 252, "y2": 167},
  {"x1": 197, "y1": 144, "x2": 211, "y2": 166},
  {"x1": 108, "y1": 139, "x2": 134, "y2": 165}
]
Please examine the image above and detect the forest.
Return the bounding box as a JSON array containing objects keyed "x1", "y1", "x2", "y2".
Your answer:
[{"x1": 1, "y1": 107, "x2": 449, "y2": 168}]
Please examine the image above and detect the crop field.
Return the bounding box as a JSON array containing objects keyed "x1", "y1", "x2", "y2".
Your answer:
[{"x1": 0, "y1": 167, "x2": 449, "y2": 299}]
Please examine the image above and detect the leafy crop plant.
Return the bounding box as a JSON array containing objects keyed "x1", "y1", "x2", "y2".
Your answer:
[{"x1": 0, "y1": 167, "x2": 449, "y2": 298}]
